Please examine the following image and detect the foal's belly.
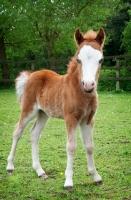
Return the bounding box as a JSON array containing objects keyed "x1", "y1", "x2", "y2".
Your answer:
[
  {"x1": 40, "y1": 105, "x2": 64, "y2": 119},
  {"x1": 38, "y1": 89, "x2": 64, "y2": 119}
]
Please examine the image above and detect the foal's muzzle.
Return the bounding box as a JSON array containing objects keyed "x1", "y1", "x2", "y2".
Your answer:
[{"x1": 82, "y1": 81, "x2": 95, "y2": 93}]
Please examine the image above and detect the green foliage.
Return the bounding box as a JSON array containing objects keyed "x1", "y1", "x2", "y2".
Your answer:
[
  {"x1": 0, "y1": 0, "x2": 36, "y2": 59},
  {"x1": 0, "y1": 90, "x2": 131, "y2": 199},
  {"x1": 1, "y1": 0, "x2": 131, "y2": 91},
  {"x1": 0, "y1": 0, "x2": 120, "y2": 61},
  {"x1": 98, "y1": 70, "x2": 116, "y2": 91},
  {"x1": 104, "y1": 0, "x2": 130, "y2": 56},
  {"x1": 122, "y1": 9, "x2": 131, "y2": 54}
]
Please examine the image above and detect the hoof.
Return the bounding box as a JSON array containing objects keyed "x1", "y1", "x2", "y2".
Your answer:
[
  {"x1": 95, "y1": 180, "x2": 103, "y2": 186},
  {"x1": 64, "y1": 186, "x2": 73, "y2": 192},
  {"x1": 39, "y1": 173, "x2": 48, "y2": 179},
  {"x1": 7, "y1": 170, "x2": 13, "y2": 174}
]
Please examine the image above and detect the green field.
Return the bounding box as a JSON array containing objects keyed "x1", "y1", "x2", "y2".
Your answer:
[{"x1": 0, "y1": 90, "x2": 131, "y2": 200}]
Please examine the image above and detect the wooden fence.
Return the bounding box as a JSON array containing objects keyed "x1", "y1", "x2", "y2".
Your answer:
[
  {"x1": 101, "y1": 55, "x2": 131, "y2": 90},
  {"x1": 0, "y1": 55, "x2": 131, "y2": 90}
]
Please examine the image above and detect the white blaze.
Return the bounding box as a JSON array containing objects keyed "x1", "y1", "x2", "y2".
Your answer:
[{"x1": 78, "y1": 45, "x2": 102, "y2": 91}]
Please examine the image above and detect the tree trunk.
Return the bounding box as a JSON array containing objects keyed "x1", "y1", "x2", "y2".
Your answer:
[
  {"x1": 44, "y1": 30, "x2": 59, "y2": 71},
  {"x1": 0, "y1": 35, "x2": 10, "y2": 86}
]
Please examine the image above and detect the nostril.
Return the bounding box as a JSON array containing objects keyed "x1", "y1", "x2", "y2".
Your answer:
[
  {"x1": 91, "y1": 82, "x2": 95, "y2": 87},
  {"x1": 82, "y1": 81, "x2": 84, "y2": 86}
]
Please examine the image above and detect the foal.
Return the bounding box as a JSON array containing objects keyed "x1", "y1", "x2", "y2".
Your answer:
[{"x1": 7, "y1": 27, "x2": 106, "y2": 189}]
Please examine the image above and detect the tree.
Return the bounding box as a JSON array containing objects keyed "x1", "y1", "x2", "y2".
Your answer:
[
  {"x1": 0, "y1": 0, "x2": 36, "y2": 83},
  {"x1": 0, "y1": 1, "x2": 16, "y2": 83},
  {"x1": 23, "y1": 0, "x2": 99, "y2": 68},
  {"x1": 122, "y1": 5, "x2": 131, "y2": 54},
  {"x1": 104, "y1": 0, "x2": 130, "y2": 56},
  {"x1": 0, "y1": 0, "x2": 121, "y2": 83}
]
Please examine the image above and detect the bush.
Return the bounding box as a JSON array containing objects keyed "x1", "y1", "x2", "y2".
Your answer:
[{"x1": 98, "y1": 69, "x2": 131, "y2": 91}]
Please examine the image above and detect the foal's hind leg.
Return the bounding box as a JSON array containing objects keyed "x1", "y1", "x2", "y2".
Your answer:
[
  {"x1": 6, "y1": 105, "x2": 38, "y2": 174},
  {"x1": 30, "y1": 110, "x2": 49, "y2": 177},
  {"x1": 80, "y1": 121, "x2": 102, "y2": 184}
]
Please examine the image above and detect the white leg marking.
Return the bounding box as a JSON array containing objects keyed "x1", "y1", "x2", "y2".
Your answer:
[
  {"x1": 31, "y1": 111, "x2": 49, "y2": 177},
  {"x1": 80, "y1": 122, "x2": 102, "y2": 183},
  {"x1": 6, "y1": 123, "x2": 20, "y2": 172},
  {"x1": 7, "y1": 107, "x2": 37, "y2": 173},
  {"x1": 64, "y1": 130, "x2": 77, "y2": 188}
]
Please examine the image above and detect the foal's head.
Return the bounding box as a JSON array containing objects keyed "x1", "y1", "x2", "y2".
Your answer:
[{"x1": 75, "y1": 28, "x2": 106, "y2": 93}]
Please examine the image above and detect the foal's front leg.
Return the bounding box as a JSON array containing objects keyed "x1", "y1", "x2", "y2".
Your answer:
[
  {"x1": 80, "y1": 121, "x2": 102, "y2": 184},
  {"x1": 64, "y1": 119, "x2": 78, "y2": 189}
]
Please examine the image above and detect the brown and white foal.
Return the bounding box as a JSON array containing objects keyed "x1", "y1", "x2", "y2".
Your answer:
[{"x1": 7, "y1": 28, "x2": 105, "y2": 189}]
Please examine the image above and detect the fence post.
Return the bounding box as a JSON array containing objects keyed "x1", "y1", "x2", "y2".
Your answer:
[
  {"x1": 116, "y1": 59, "x2": 120, "y2": 90},
  {"x1": 31, "y1": 61, "x2": 35, "y2": 71}
]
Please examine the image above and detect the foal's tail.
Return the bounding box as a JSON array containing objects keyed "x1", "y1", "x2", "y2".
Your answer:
[{"x1": 15, "y1": 71, "x2": 32, "y2": 104}]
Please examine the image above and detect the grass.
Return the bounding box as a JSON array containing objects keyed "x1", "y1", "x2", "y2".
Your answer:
[{"x1": 0, "y1": 89, "x2": 131, "y2": 200}]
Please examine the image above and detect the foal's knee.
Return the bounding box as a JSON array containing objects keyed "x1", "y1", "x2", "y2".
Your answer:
[
  {"x1": 67, "y1": 142, "x2": 77, "y2": 155},
  {"x1": 85, "y1": 143, "x2": 94, "y2": 155}
]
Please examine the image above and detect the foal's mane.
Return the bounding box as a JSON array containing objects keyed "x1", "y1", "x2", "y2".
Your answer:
[
  {"x1": 67, "y1": 56, "x2": 78, "y2": 74},
  {"x1": 67, "y1": 30, "x2": 97, "y2": 73},
  {"x1": 84, "y1": 30, "x2": 97, "y2": 41}
]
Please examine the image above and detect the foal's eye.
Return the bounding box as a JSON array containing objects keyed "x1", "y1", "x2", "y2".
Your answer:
[
  {"x1": 99, "y1": 58, "x2": 104, "y2": 64},
  {"x1": 76, "y1": 59, "x2": 81, "y2": 64}
]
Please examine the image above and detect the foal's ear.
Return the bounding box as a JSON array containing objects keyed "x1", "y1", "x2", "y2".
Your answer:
[
  {"x1": 95, "y1": 28, "x2": 106, "y2": 46},
  {"x1": 74, "y1": 29, "x2": 84, "y2": 46}
]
